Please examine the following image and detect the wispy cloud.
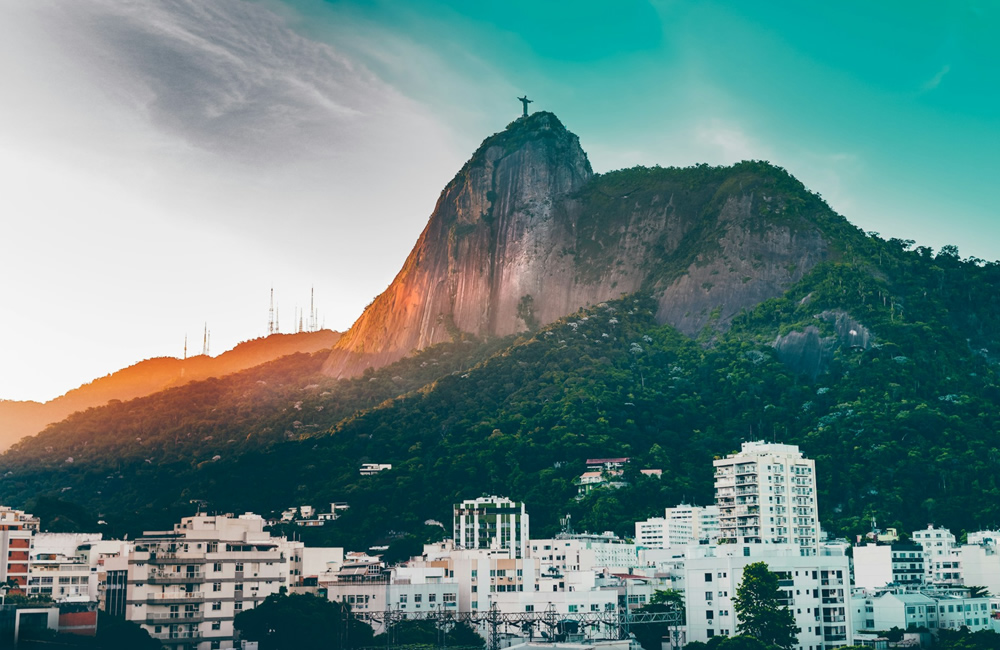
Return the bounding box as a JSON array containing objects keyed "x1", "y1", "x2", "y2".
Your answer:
[{"x1": 922, "y1": 64, "x2": 951, "y2": 91}]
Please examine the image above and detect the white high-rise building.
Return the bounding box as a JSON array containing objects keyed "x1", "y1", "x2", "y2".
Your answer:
[
  {"x1": 453, "y1": 496, "x2": 529, "y2": 559},
  {"x1": 635, "y1": 505, "x2": 720, "y2": 548},
  {"x1": 714, "y1": 442, "x2": 819, "y2": 556}
]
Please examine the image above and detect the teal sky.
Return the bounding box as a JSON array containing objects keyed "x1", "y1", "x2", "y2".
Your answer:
[
  {"x1": 285, "y1": 0, "x2": 999, "y2": 258},
  {"x1": 2, "y1": 0, "x2": 997, "y2": 401}
]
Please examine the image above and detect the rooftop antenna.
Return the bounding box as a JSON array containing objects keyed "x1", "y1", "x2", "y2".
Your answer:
[{"x1": 268, "y1": 287, "x2": 276, "y2": 335}]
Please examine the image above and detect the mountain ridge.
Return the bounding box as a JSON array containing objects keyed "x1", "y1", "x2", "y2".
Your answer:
[{"x1": 0, "y1": 329, "x2": 341, "y2": 450}]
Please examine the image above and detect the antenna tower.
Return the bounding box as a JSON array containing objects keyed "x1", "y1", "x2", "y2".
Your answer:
[
  {"x1": 268, "y1": 287, "x2": 276, "y2": 335},
  {"x1": 184, "y1": 335, "x2": 188, "y2": 360},
  {"x1": 309, "y1": 287, "x2": 317, "y2": 332}
]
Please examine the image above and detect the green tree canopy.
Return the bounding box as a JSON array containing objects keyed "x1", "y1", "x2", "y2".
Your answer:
[
  {"x1": 732, "y1": 562, "x2": 799, "y2": 650},
  {"x1": 234, "y1": 592, "x2": 374, "y2": 650}
]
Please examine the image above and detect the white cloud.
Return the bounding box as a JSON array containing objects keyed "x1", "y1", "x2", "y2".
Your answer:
[{"x1": 0, "y1": 0, "x2": 466, "y2": 401}]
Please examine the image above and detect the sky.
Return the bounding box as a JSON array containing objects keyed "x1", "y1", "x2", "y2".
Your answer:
[{"x1": 1, "y1": 0, "x2": 998, "y2": 402}]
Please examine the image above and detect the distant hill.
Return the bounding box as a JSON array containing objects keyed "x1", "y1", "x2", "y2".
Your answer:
[{"x1": 0, "y1": 330, "x2": 340, "y2": 450}]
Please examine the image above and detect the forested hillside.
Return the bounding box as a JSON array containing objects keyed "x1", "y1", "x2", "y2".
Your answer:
[{"x1": 2, "y1": 221, "x2": 999, "y2": 547}]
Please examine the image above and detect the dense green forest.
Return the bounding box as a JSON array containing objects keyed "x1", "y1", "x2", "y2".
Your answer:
[{"x1": 2, "y1": 188, "x2": 999, "y2": 550}]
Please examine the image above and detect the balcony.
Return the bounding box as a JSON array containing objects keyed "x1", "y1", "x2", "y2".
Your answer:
[
  {"x1": 148, "y1": 553, "x2": 206, "y2": 564},
  {"x1": 147, "y1": 592, "x2": 205, "y2": 604},
  {"x1": 149, "y1": 571, "x2": 205, "y2": 584},
  {"x1": 149, "y1": 631, "x2": 202, "y2": 641},
  {"x1": 821, "y1": 578, "x2": 844, "y2": 586},
  {"x1": 823, "y1": 616, "x2": 846, "y2": 623},
  {"x1": 146, "y1": 612, "x2": 204, "y2": 623}
]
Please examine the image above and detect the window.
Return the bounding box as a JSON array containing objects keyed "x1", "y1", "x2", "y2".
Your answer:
[
  {"x1": 212, "y1": 622, "x2": 221, "y2": 631},
  {"x1": 213, "y1": 562, "x2": 222, "y2": 572},
  {"x1": 705, "y1": 573, "x2": 713, "y2": 582},
  {"x1": 706, "y1": 592, "x2": 713, "y2": 601},
  {"x1": 471, "y1": 570, "x2": 477, "y2": 578},
  {"x1": 429, "y1": 594, "x2": 437, "y2": 603},
  {"x1": 414, "y1": 594, "x2": 422, "y2": 603},
  {"x1": 235, "y1": 583, "x2": 244, "y2": 592},
  {"x1": 213, "y1": 583, "x2": 222, "y2": 592},
  {"x1": 212, "y1": 602, "x2": 222, "y2": 611},
  {"x1": 526, "y1": 605, "x2": 534, "y2": 612},
  {"x1": 400, "y1": 595, "x2": 408, "y2": 603},
  {"x1": 234, "y1": 602, "x2": 243, "y2": 612},
  {"x1": 568, "y1": 605, "x2": 578, "y2": 613}
]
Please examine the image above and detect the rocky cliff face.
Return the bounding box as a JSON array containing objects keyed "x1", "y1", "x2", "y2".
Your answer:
[{"x1": 324, "y1": 112, "x2": 853, "y2": 376}]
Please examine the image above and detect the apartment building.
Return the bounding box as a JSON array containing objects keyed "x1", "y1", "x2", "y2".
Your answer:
[
  {"x1": 853, "y1": 543, "x2": 925, "y2": 590},
  {"x1": 912, "y1": 525, "x2": 957, "y2": 583},
  {"x1": 714, "y1": 442, "x2": 819, "y2": 555},
  {"x1": 126, "y1": 513, "x2": 306, "y2": 650},
  {"x1": 685, "y1": 543, "x2": 853, "y2": 650},
  {"x1": 635, "y1": 504, "x2": 720, "y2": 548},
  {"x1": 27, "y1": 533, "x2": 103, "y2": 602},
  {"x1": 454, "y1": 496, "x2": 529, "y2": 559},
  {"x1": 529, "y1": 534, "x2": 638, "y2": 573},
  {"x1": 0, "y1": 506, "x2": 38, "y2": 590}
]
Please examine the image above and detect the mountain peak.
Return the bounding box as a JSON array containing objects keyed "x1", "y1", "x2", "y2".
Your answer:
[{"x1": 451, "y1": 111, "x2": 592, "y2": 189}]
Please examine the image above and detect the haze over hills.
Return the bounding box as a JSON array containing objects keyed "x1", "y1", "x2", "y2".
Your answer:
[
  {"x1": 2, "y1": 113, "x2": 999, "y2": 548},
  {"x1": 0, "y1": 329, "x2": 340, "y2": 451}
]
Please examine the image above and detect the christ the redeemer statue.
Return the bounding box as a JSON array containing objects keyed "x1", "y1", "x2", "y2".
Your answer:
[{"x1": 518, "y1": 95, "x2": 533, "y2": 117}]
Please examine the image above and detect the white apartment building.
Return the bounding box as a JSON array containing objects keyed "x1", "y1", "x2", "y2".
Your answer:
[
  {"x1": 685, "y1": 543, "x2": 852, "y2": 650},
  {"x1": 635, "y1": 505, "x2": 720, "y2": 548},
  {"x1": 714, "y1": 442, "x2": 819, "y2": 555},
  {"x1": 26, "y1": 533, "x2": 103, "y2": 602},
  {"x1": 529, "y1": 536, "x2": 638, "y2": 573},
  {"x1": 454, "y1": 496, "x2": 529, "y2": 559},
  {"x1": 322, "y1": 565, "x2": 460, "y2": 634},
  {"x1": 912, "y1": 525, "x2": 956, "y2": 583},
  {"x1": 126, "y1": 513, "x2": 310, "y2": 650},
  {"x1": 852, "y1": 590, "x2": 993, "y2": 634},
  {"x1": 853, "y1": 543, "x2": 925, "y2": 590}
]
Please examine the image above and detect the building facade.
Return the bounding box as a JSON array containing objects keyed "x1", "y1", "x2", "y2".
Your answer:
[
  {"x1": 125, "y1": 513, "x2": 305, "y2": 650},
  {"x1": 685, "y1": 543, "x2": 853, "y2": 650},
  {"x1": 635, "y1": 505, "x2": 720, "y2": 548},
  {"x1": 453, "y1": 497, "x2": 529, "y2": 559},
  {"x1": 0, "y1": 506, "x2": 38, "y2": 591},
  {"x1": 714, "y1": 442, "x2": 819, "y2": 555}
]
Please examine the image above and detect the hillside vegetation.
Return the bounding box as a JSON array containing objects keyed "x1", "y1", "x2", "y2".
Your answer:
[{"x1": 2, "y1": 214, "x2": 999, "y2": 546}]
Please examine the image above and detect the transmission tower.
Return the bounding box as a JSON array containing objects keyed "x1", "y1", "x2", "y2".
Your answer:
[{"x1": 268, "y1": 287, "x2": 276, "y2": 335}]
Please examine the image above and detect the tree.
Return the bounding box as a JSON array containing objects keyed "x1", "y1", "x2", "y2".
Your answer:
[
  {"x1": 633, "y1": 589, "x2": 686, "y2": 650},
  {"x1": 373, "y1": 619, "x2": 485, "y2": 649},
  {"x1": 234, "y1": 592, "x2": 374, "y2": 650},
  {"x1": 732, "y1": 562, "x2": 799, "y2": 650}
]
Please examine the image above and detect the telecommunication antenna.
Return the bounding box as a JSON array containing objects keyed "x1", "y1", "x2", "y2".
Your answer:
[
  {"x1": 183, "y1": 335, "x2": 188, "y2": 360},
  {"x1": 309, "y1": 286, "x2": 317, "y2": 333},
  {"x1": 268, "y1": 287, "x2": 276, "y2": 335}
]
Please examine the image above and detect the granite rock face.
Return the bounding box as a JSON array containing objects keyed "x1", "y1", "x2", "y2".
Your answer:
[{"x1": 323, "y1": 112, "x2": 847, "y2": 377}]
